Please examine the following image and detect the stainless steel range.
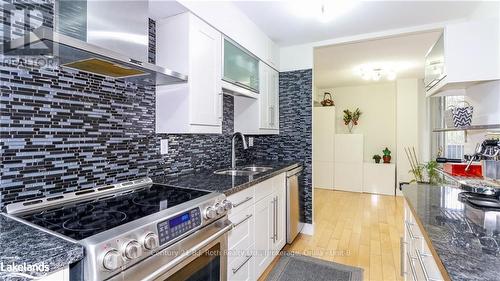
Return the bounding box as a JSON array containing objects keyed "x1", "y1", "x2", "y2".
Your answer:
[{"x1": 3, "y1": 178, "x2": 233, "y2": 281}]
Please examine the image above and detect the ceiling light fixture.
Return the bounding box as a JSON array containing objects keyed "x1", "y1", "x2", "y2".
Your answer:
[
  {"x1": 355, "y1": 66, "x2": 397, "y2": 82},
  {"x1": 290, "y1": 0, "x2": 358, "y2": 22}
]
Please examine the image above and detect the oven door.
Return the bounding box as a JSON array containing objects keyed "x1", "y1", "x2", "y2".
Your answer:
[{"x1": 109, "y1": 218, "x2": 232, "y2": 281}]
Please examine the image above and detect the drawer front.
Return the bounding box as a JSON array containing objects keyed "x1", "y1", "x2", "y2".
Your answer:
[
  {"x1": 413, "y1": 248, "x2": 444, "y2": 281},
  {"x1": 404, "y1": 201, "x2": 443, "y2": 281},
  {"x1": 228, "y1": 243, "x2": 255, "y2": 281},
  {"x1": 228, "y1": 186, "x2": 255, "y2": 216},
  {"x1": 229, "y1": 205, "x2": 255, "y2": 254},
  {"x1": 254, "y1": 178, "x2": 274, "y2": 203}
]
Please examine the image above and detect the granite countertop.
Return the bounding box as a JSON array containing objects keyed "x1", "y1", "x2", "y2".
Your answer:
[
  {"x1": 0, "y1": 214, "x2": 84, "y2": 281},
  {"x1": 403, "y1": 183, "x2": 500, "y2": 281},
  {"x1": 154, "y1": 161, "x2": 301, "y2": 195}
]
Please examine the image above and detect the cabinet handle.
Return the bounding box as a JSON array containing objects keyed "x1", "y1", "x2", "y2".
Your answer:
[
  {"x1": 269, "y1": 106, "x2": 274, "y2": 126},
  {"x1": 232, "y1": 196, "x2": 253, "y2": 208},
  {"x1": 270, "y1": 198, "x2": 276, "y2": 242},
  {"x1": 400, "y1": 237, "x2": 406, "y2": 277},
  {"x1": 232, "y1": 214, "x2": 252, "y2": 229},
  {"x1": 406, "y1": 252, "x2": 418, "y2": 281},
  {"x1": 219, "y1": 92, "x2": 223, "y2": 120},
  {"x1": 416, "y1": 249, "x2": 437, "y2": 281},
  {"x1": 232, "y1": 255, "x2": 252, "y2": 274},
  {"x1": 405, "y1": 221, "x2": 422, "y2": 240},
  {"x1": 274, "y1": 196, "x2": 278, "y2": 240}
]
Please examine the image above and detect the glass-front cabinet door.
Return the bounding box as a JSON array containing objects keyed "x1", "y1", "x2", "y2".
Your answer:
[{"x1": 223, "y1": 38, "x2": 259, "y2": 93}]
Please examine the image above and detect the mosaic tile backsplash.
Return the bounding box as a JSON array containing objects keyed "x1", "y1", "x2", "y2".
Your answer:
[{"x1": 0, "y1": 0, "x2": 313, "y2": 224}]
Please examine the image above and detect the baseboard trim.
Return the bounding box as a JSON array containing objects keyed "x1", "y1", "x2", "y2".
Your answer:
[{"x1": 300, "y1": 223, "x2": 314, "y2": 235}]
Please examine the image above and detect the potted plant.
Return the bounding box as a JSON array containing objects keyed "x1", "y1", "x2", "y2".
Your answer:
[
  {"x1": 382, "y1": 147, "x2": 391, "y2": 163},
  {"x1": 343, "y1": 108, "x2": 362, "y2": 133},
  {"x1": 373, "y1": 154, "x2": 381, "y2": 164}
]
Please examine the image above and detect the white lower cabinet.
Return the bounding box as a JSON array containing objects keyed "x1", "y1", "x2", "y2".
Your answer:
[
  {"x1": 403, "y1": 200, "x2": 444, "y2": 281},
  {"x1": 39, "y1": 267, "x2": 69, "y2": 281},
  {"x1": 228, "y1": 243, "x2": 255, "y2": 281},
  {"x1": 227, "y1": 173, "x2": 286, "y2": 281},
  {"x1": 254, "y1": 193, "x2": 274, "y2": 278},
  {"x1": 233, "y1": 62, "x2": 279, "y2": 135},
  {"x1": 272, "y1": 173, "x2": 286, "y2": 252}
]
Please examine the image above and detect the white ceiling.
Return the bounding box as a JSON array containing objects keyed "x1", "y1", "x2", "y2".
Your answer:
[
  {"x1": 232, "y1": 1, "x2": 488, "y2": 46},
  {"x1": 314, "y1": 31, "x2": 442, "y2": 89}
]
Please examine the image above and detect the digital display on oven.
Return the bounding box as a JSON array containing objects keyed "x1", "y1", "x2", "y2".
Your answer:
[{"x1": 169, "y1": 213, "x2": 191, "y2": 228}]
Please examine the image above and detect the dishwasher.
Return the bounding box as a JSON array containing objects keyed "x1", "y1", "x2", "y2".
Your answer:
[{"x1": 286, "y1": 165, "x2": 304, "y2": 244}]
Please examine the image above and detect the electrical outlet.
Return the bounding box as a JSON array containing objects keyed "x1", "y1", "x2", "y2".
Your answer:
[
  {"x1": 160, "y1": 139, "x2": 168, "y2": 155},
  {"x1": 248, "y1": 137, "x2": 254, "y2": 147}
]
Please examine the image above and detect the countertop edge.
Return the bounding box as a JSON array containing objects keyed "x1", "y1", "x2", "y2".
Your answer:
[
  {"x1": 221, "y1": 162, "x2": 301, "y2": 196},
  {"x1": 402, "y1": 195, "x2": 452, "y2": 281},
  {"x1": 0, "y1": 213, "x2": 85, "y2": 281}
]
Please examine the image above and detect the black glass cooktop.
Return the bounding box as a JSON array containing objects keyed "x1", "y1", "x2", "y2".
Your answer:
[{"x1": 21, "y1": 184, "x2": 209, "y2": 240}]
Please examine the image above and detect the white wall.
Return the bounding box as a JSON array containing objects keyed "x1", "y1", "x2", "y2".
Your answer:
[
  {"x1": 280, "y1": 21, "x2": 455, "y2": 72},
  {"x1": 319, "y1": 83, "x2": 397, "y2": 162},
  {"x1": 469, "y1": 1, "x2": 500, "y2": 20}
]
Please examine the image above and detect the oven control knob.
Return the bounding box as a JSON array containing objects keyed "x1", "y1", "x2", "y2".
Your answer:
[
  {"x1": 142, "y1": 233, "x2": 159, "y2": 250},
  {"x1": 204, "y1": 206, "x2": 217, "y2": 219},
  {"x1": 123, "y1": 240, "x2": 142, "y2": 260},
  {"x1": 102, "y1": 249, "x2": 122, "y2": 271},
  {"x1": 215, "y1": 203, "x2": 225, "y2": 215},
  {"x1": 222, "y1": 199, "x2": 233, "y2": 211}
]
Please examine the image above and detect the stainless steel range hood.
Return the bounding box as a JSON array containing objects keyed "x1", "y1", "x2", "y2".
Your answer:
[{"x1": 4, "y1": 0, "x2": 187, "y2": 86}]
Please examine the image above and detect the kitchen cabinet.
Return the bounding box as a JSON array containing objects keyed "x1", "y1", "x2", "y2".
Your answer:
[
  {"x1": 313, "y1": 107, "x2": 335, "y2": 189},
  {"x1": 334, "y1": 134, "x2": 363, "y2": 192},
  {"x1": 425, "y1": 18, "x2": 500, "y2": 97},
  {"x1": 227, "y1": 172, "x2": 286, "y2": 281},
  {"x1": 39, "y1": 268, "x2": 69, "y2": 281},
  {"x1": 259, "y1": 63, "x2": 279, "y2": 131},
  {"x1": 271, "y1": 173, "x2": 286, "y2": 251},
  {"x1": 266, "y1": 39, "x2": 280, "y2": 69},
  {"x1": 363, "y1": 163, "x2": 396, "y2": 195},
  {"x1": 177, "y1": 1, "x2": 279, "y2": 70},
  {"x1": 253, "y1": 193, "x2": 274, "y2": 278},
  {"x1": 156, "y1": 12, "x2": 223, "y2": 134},
  {"x1": 234, "y1": 62, "x2": 279, "y2": 135},
  {"x1": 222, "y1": 38, "x2": 260, "y2": 99},
  {"x1": 402, "y1": 200, "x2": 444, "y2": 281}
]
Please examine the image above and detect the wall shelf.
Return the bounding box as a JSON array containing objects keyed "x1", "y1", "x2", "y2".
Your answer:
[{"x1": 433, "y1": 124, "x2": 500, "y2": 132}]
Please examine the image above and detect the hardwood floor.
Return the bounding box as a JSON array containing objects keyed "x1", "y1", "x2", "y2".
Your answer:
[{"x1": 258, "y1": 188, "x2": 404, "y2": 281}]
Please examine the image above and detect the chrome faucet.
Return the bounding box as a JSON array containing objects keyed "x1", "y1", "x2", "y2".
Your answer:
[{"x1": 231, "y1": 132, "x2": 248, "y2": 169}]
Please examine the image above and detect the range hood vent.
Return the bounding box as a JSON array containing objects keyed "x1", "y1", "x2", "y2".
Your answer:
[{"x1": 4, "y1": 26, "x2": 187, "y2": 86}]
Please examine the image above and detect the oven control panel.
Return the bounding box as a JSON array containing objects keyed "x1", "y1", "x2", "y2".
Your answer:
[{"x1": 157, "y1": 208, "x2": 202, "y2": 245}]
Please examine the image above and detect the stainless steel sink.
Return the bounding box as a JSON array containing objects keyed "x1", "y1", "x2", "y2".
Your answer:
[
  {"x1": 240, "y1": 166, "x2": 273, "y2": 172},
  {"x1": 213, "y1": 169, "x2": 257, "y2": 176},
  {"x1": 213, "y1": 166, "x2": 273, "y2": 176}
]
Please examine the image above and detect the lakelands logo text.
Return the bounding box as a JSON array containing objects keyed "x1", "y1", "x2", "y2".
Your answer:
[{"x1": 0, "y1": 262, "x2": 50, "y2": 273}]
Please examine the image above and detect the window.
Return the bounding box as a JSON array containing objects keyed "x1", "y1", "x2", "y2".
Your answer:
[{"x1": 443, "y1": 96, "x2": 466, "y2": 159}]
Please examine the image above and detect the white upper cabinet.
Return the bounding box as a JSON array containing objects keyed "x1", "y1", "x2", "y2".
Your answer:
[
  {"x1": 234, "y1": 62, "x2": 279, "y2": 135},
  {"x1": 426, "y1": 18, "x2": 500, "y2": 97},
  {"x1": 259, "y1": 62, "x2": 279, "y2": 131},
  {"x1": 177, "y1": 1, "x2": 280, "y2": 70},
  {"x1": 222, "y1": 38, "x2": 260, "y2": 99},
  {"x1": 156, "y1": 12, "x2": 223, "y2": 134},
  {"x1": 266, "y1": 39, "x2": 280, "y2": 69}
]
